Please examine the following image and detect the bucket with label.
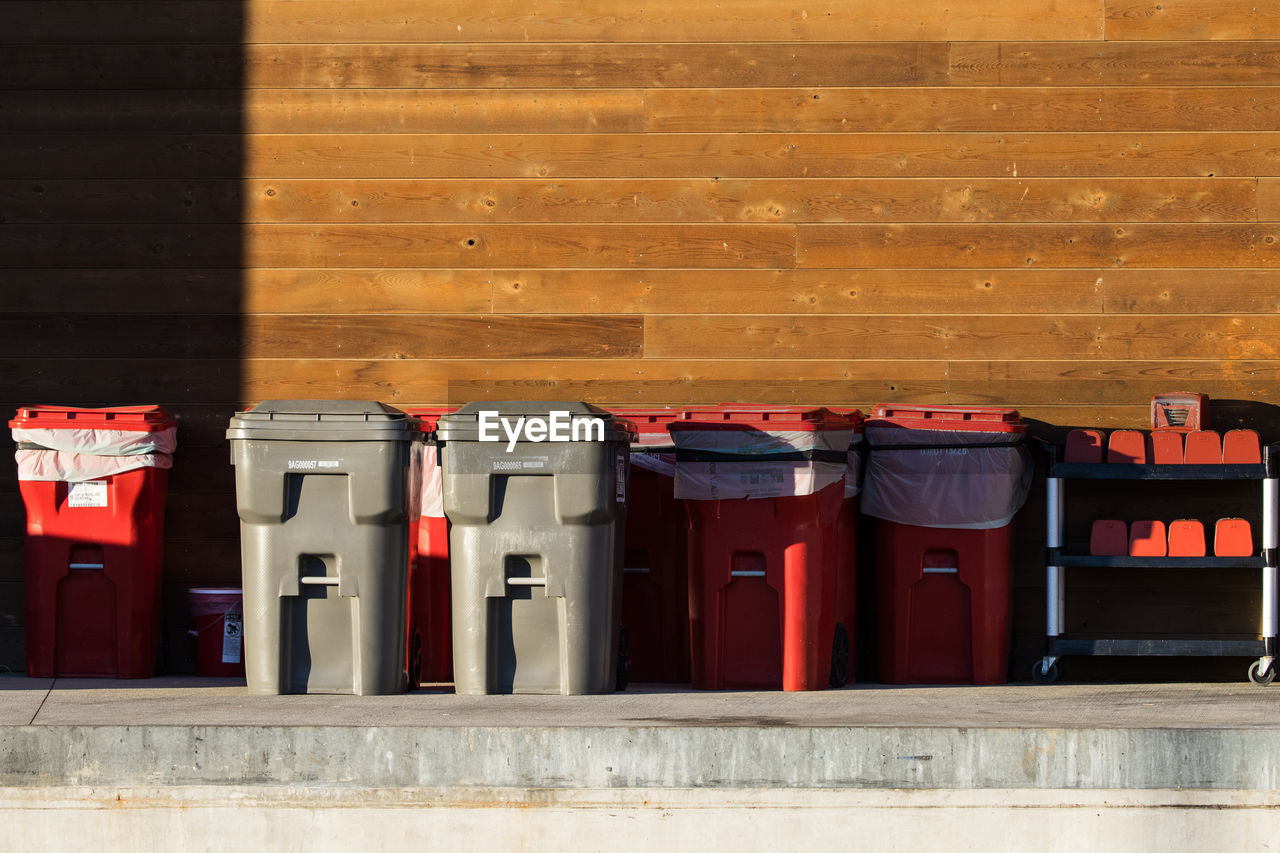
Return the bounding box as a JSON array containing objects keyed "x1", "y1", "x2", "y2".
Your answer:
[{"x1": 187, "y1": 588, "x2": 245, "y2": 677}]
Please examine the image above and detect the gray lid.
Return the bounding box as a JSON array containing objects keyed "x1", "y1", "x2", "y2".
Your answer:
[
  {"x1": 437, "y1": 401, "x2": 636, "y2": 444},
  {"x1": 227, "y1": 400, "x2": 419, "y2": 442}
]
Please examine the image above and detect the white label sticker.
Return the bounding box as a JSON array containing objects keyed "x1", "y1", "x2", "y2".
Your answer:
[
  {"x1": 222, "y1": 612, "x2": 243, "y2": 664},
  {"x1": 67, "y1": 481, "x2": 109, "y2": 508}
]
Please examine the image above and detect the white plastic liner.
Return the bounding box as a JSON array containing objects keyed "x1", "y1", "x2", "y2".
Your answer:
[
  {"x1": 672, "y1": 427, "x2": 857, "y2": 501},
  {"x1": 12, "y1": 426, "x2": 177, "y2": 457},
  {"x1": 15, "y1": 448, "x2": 173, "y2": 482},
  {"x1": 421, "y1": 443, "x2": 445, "y2": 519},
  {"x1": 861, "y1": 426, "x2": 1032, "y2": 529}
]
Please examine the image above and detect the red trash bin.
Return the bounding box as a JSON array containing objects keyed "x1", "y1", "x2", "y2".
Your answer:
[
  {"x1": 10, "y1": 405, "x2": 176, "y2": 678},
  {"x1": 608, "y1": 408, "x2": 690, "y2": 684},
  {"x1": 404, "y1": 407, "x2": 454, "y2": 688},
  {"x1": 863, "y1": 404, "x2": 1031, "y2": 685},
  {"x1": 670, "y1": 406, "x2": 861, "y2": 691}
]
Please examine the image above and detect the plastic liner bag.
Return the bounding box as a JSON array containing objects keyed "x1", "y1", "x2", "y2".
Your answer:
[
  {"x1": 844, "y1": 434, "x2": 865, "y2": 499},
  {"x1": 861, "y1": 427, "x2": 1032, "y2": 529},
  {"x1": 15, "y1": 448, "x2": 173, "y2": 483},
  {"x1": 12, "y1": 425, "x2": 177, "y2": 457},
  {"x1": 672, "y1": 427, "x2": 857, "y2": 501},
  {"x1": 629, "y1": 428, "x2": 678, "y2": 479},
  {"x1": 420, "y1": 442, "x2": 446, "y2": 518}
]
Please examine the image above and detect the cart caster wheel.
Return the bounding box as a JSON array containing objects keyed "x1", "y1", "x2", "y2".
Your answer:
[
  {"x1": 1031, "y1": 660, "x2": 1061, "y2": 684},
  {"x1": 615, "y1": 626, "x2": 630, "y2": 692},
  {"x1": 1248, "y1": 660, "x2": 1275, "y2": 686},
  {"x1": 828, "y1": 623, "x2": 851, "y2": 688}
]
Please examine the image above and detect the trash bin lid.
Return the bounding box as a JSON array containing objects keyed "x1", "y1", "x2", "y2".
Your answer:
[
  {"x1": 404, "y1": 406, "x2": 456, "y2": 435},
  {"x1": 436, "y1": 401, "x2": 636, "y2": 443},
  {"x1": 668, "y1": 405, "x2": 854, "y2": 434},
  {"x1": 226, "y1": 400, "x2": 418, "y2": 442},
  {"x1": 10, "y1": 404, "x2": 175, "y2": 432},
  {"x1": 867, "y1": 404, "x2": 1025, "y2": 435}
]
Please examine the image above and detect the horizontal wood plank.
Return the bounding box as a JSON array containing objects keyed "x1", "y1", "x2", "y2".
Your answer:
[
  {"x1": 494, "y1": 268, "x2": 1280, "y2": 315},
  {"x1": 3, "y1": 177, "x2": 1257, "y2": 225},
  {"x1": 797, "y1": 224, "x2": 1280, "y2": 268},
  {"x1": 16, "y1": 88, "x2": 1276, "y2": 136},
  {"x1": 241, "y1": 224, "x2": 797, "y2": 268},
  {"x1": 646, "y1": 87, "x2": 1280, "y2": 133},
  {"x1": 3, "y1": 90, "x2": 645, "y2": 134},
  {"x1": 234, "y1": 131, "x2": 1280, "y2": 180},
  {"x1": 490, "y1": 269, "x2": 1107, "y2": 314},
  {"x1": 645, "y1": 315, "x2": 1280, "y2": 360},
  {"x1": 951, "y1": 41, "x2": 1280, "y2": 86},
  {"x1": 0, "y1": 180, "x2": 242, "y2": 224},
  {"x1": 1099, "y1": 269, "x2": 1280, "y2": 313},
  {"x1": 11, "y1": 133, "x2": 1279, "y2": 181},
  {"x1": 240, "y1": 177, "x2": 1256, "y2": 224},
  {"x1": 4, "y1": 43, "x2": 950, "y2": 90},
  {"x1": 0, "y1": 224, "x2": 797, "y2": 268},
  {"x1": 945, "y1": 360, "x2": 1280, "y2": 405},
  {"x1": 3, "y1": 269, "x2": 493, "y2": 314},
  {"x1": 1105, "y1": 0, "x2": 1280, "y2": 40},
  {"x1": 241, "y1": 0, "x2": 1108, "y2": 44},
  {"x1": 0, "y1": 316, "x2": 642, "y2": 360},
  {"x1": 0, "y1": 0, "x2": 1106, "y2": 43},
  {"x1": 1256, "y1": 178, "x2": 1280, "y2": 222}
]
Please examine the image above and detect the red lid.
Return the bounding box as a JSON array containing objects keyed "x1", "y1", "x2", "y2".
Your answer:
[
  {"x1": 405, "y1": 406, "x2": 455, "y2": 432},
  {"x1": 605, "y1": 407, "x2": 682, "y2": 435},
  {"x1": 668, "y1": 405, "x2": 854, "y2": 433},
  {"x1": 10, "y1": 404, "x2": 175, "y2": 432},
  {"x1": 868, "y1": 404, "x2": 1025, "y2": 434}
]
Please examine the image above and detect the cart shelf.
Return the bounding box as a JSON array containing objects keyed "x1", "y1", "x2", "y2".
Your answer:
[{"x1": 1035, "y1": 443, "x2": 1279, "y2": 686}]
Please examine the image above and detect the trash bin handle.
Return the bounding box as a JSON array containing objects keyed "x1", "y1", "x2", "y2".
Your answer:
[
  {"x1": 506, "y1": 577, "x2": 548, "y2": 586},
  {"x1": 300, "y1": 577, "x2": 340, "y2": 586}
]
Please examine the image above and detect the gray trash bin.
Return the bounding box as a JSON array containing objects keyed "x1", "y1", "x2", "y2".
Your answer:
[
  {"x1": 437, "y1": 401, "x2": 635, "y2": 695},
  {"x1": 227, "y1": 400, "x2": 419, "y2": 695}
]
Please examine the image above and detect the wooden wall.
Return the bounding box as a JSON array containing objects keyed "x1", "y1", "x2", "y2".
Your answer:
[{"x1": 4, "y1": 0, "x2": 1280, "y2": 678}]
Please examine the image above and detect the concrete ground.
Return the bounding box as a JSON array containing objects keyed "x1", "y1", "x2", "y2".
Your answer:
[
  {"x1": 1, "y1": 675, "x2": 1277, "y2": 729},
  {"x1": 2, "y1": 677, "x2": 1278, "y2": 851}
]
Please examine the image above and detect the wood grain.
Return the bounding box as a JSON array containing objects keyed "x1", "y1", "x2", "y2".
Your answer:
[
  {"x1": 242, "y1": 0, "x2": 1108, "y2": 43},
  {"x1": 1105, "y1": 1, "x2": 1280, "y2": 40},
  {"x1": 3, "y1": 132, "x2": 1257, "y2": 180},
  {"x1": 241, "y1": 177, "x2": 1256, "y2": 224},
  {"x1": 952, "y1": 41, "x2": 1280, "y2": 86},
  {"x1": 4, "y1": 43, "x2": 951, "y2": 90},
  {"x1": 0, "y1": 315, "x2": 641, "y2": 359},
  {"x1": 3, "y1": 269, "x2": 493, "y2": 315},
  {"x1": 798, "y1": 224, "x2": 1280, "y2": 268},
  {"x1": 645, "y1": 315, "x2": 1280, "y2": 360},
  {"x1": 646, "y1": 87, "x2": 1280, "y2": 133},
  {"x1": 493, "y1": 269, "x2": 1280, "y2": 315},
  {"x1": 243, "y1": 224, "x2": 797, "y2": 268},
  {"x1": 490, "y1": 269, "x2": 1107, "y2": 314}
]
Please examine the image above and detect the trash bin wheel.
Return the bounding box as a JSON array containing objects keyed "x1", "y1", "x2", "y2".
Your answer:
[
  {"x1": 828, "y1": 622, "x2": 851, "y2": 688},
  {"x1": 1248, "y1": 659, "x2": 1275, "y2": 686},
  {"x1": 615, "y1": 626, "x2": 630, "y2": 692},
  {"x1": 1031, "y1": 659, "x2": 1061, "y2": 684}
]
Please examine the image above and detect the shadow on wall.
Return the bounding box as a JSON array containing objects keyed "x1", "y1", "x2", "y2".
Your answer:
[{"x1": 0, "y1": 3, "x2": 246, "y2": 672}]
